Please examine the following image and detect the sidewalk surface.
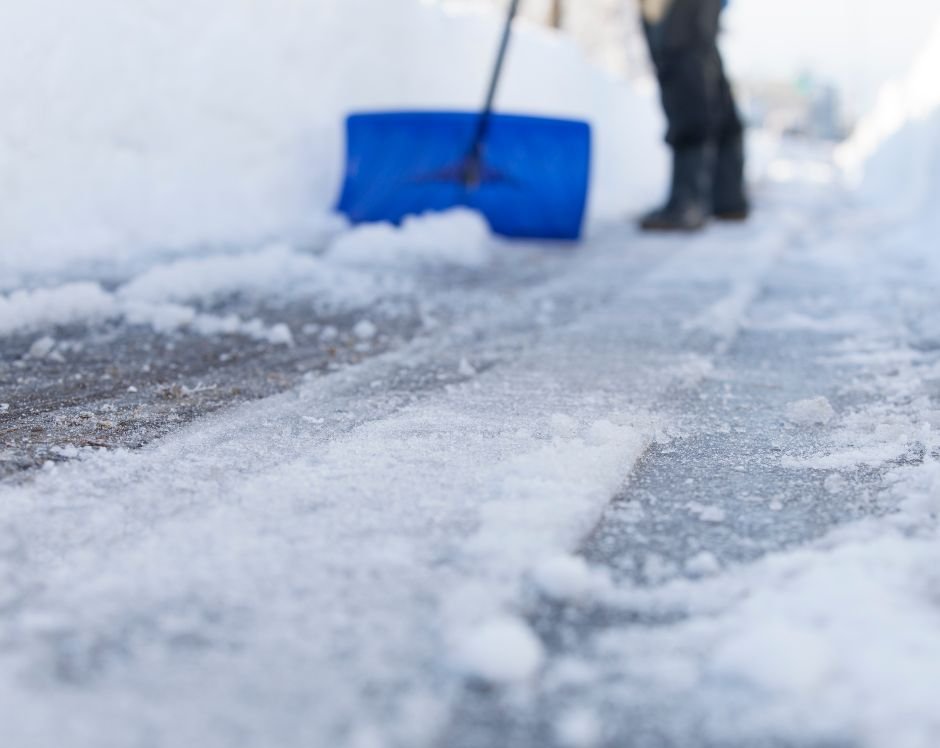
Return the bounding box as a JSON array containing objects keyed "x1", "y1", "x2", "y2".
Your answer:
[{"x1": 2, "y1": 146, "x2": 939, "y2": 748}]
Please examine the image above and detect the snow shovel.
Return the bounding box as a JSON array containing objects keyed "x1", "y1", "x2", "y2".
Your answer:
[{"x1": 336, "y1": 0, "x2": 592, "y2": 241}]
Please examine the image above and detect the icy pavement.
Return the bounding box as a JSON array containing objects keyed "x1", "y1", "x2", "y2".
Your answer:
[
  {"x1": 2, "y1": 151, "x2": 940, "y2": 748},
  {"x1": 450, "y1": 168, "x2": 940, "y2": 747}
]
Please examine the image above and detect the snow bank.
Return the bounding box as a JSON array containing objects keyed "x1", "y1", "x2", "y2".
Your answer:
[
  {"x1": 840, "y1": 16, "x2": 940, "y2": 217},
  {"x1": 0, "y1": 0, "x2": 664, "y2": 289}
]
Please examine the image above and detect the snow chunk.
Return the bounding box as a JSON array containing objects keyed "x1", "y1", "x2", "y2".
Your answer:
[
  {"x1": 27, "y1": 336, "x2": 57, "y2": 359},
  {"x1": 532, "y1": 555, "x2": 598, "y2": 602},
  {"x1": 266, "y1": 323, "x2": 295, "y2": 347},
  {"x1": 786, "y1": 397, "x2": 836, "y2": 426},
  {"x1": 686, "y1": 501, "x2": 726, "y2": 523},
  {"x1": 454, "y1": 616, "x2": 544, "y2": 684},
  {"x1": 328, "y1": 210, "x2": 494, "y2": 269},
  {"x1": 699, "y1": 506, "x2": 727, "y2": 523},
  {"x1": 353, "y1": 320, "x2": 377, "y2": 341},
  {"x1": 555, "y1": 707, "x2": 603, "y2": 748},
  {"x1": 685, "y1": 551, "x2": 721, "y2": 577}
]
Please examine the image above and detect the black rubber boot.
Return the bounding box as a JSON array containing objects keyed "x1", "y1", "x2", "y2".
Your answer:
[
  {"x1": 640, "y1": 145, "x2": 714, "y2": 232},
  {"x1": 713, "y1": 135, "x2": 749, "y2": 221}
]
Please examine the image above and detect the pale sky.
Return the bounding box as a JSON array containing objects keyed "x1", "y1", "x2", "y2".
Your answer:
[{"x1": 722, "y1": 0, "x2": 940, "y2": 113}]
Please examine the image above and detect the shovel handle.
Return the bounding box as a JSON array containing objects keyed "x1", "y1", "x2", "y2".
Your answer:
[
  {"x1": 481, "y1": 0, "x2": 521, "y2": 122},
  {"x1": 465, "y1": 0, "x2": 521, "y2": 186}
]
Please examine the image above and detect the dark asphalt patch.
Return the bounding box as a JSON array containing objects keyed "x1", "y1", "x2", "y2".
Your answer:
[{"x1": 0, "y1": 299, "x2": 425, "y2": 482}]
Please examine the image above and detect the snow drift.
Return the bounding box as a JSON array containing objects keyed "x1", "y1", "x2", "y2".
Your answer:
[
  {"x1": 0, "y1": 0, "x2": 665, "y2": 289},
  {"x1": 840, "y1": 16, "x2": 940, "y2": 219}
]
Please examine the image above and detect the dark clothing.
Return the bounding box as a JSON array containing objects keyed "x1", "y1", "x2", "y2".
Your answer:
[
  {"x1": 642, "y1": 0, "x2": 742, "y2": 150},
  {"x1": 639, "y1": 0, "x2": 748, "y2": 227}
]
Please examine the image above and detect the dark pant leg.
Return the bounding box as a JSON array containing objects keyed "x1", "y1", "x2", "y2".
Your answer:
[
  {"x1": 643, "y1": 0, "x2": 741, "y2": 149},
  {"x1": 712, "y1": 52, "x2": 749, "y2": 214},
  {"x1": 714, "y1": 45, "x2": 744, "y2": 145},
  {"x1": 643, "y1": 0, "x2": 748, "y2": 216}
]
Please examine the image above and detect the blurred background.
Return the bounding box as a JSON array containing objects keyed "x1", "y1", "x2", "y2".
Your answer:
[{"x1": 428, "y1": 0, "x2": 940, "y2": 141}]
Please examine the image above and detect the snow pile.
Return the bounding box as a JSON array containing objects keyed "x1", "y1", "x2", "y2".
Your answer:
[
  {"x1": 0, "y1": 243, "x2": 387, "y2": 340},
  {"x1": 0, "y1": 0, "x2": 664, "y2": 288},
  {"x1": 327, "y1": 209, "x2": 494, "y2": 269},
  {"x1": 783, "y1": 403, "x2": 927, "y2": 471},
  {"x1": 116, "y1": 244, "x2": 373, "y2": 305},
  {"x1": 840, "y1": 16, "x2": 940, "y2": 216}
]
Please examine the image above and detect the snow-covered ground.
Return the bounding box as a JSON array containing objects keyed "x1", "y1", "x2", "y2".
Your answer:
[
  {"x1": 3, "y1": 1, "x2": 940, "y2": 747},
  {"x1": 4, "y1": 142, "x2": 940, "y2": 746}
]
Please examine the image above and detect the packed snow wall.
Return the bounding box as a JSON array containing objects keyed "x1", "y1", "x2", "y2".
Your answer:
[
  {"x1": 840, "y1": 17, "x2": 940, "y2": 220},
  {"x1": 0, "y1": 0, "x2": 665, "y2": 287}
]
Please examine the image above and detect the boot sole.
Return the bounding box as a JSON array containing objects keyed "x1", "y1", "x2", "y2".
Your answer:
[
  {"x1": 713, "y1": 210, "x2": 750, "y2": 222},
  {"x1": 639, "y1": 220, "x2": 708, "y2": 233}
]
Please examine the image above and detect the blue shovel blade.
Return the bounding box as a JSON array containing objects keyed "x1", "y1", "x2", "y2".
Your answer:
[{"x1": 336, "y1": 111, "x2": 592, "y2": 241}]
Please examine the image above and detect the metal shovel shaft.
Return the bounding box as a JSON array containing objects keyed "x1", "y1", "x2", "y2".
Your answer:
[{"x1": 464, "y1": 0, "x2": 522, "y2": 187}]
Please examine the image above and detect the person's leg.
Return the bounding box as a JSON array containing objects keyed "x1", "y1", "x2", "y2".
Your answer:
[
  {"x1": 639, "y1": 0, "x2": 726, "y2": 231},
  {"x1": 712, "y1": 51, "x2": 749, "y2": 219}
]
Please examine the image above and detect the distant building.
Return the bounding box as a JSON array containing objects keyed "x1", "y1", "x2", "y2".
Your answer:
[
  {"x1": 435, "y1": 0, "x2": 648, "y2": 79},
  {"x1": 737, "y1": 76, "x2": 850, "y2": 140}
]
